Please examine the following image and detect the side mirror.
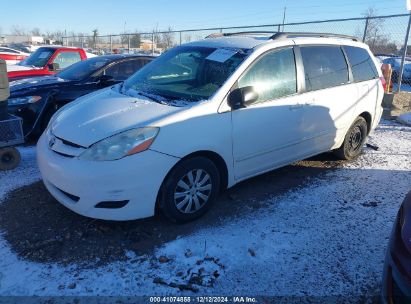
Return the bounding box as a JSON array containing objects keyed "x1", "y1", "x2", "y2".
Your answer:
[
  {"x1": 48, "y1": 63, "x2": 60, "y2": 72},
  {"x1": 227, "y1": 86, "x2": 259, "y2": 109},
  {"x1": 99, "y1": 74, "x2": 115, "y2": 85}
]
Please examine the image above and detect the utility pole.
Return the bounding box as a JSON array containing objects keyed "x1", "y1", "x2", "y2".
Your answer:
[{"x1": 282, "y1": 7, "x2": 287, "y2": 32}]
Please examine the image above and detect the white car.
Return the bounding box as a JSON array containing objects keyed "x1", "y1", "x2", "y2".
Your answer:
[
  {"x1": 0, "y1": 46, "x2": 30, "y2": 65},
  {"x1": 37, "y1": 32, "x2": 385, "y2": 223}
]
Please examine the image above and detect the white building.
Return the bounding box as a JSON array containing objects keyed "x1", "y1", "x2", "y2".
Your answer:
[{"x1": 0, "y1": 35, "x2": 44, "y2": 45}]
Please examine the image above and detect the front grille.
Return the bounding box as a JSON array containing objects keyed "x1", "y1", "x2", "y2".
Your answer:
[
  {"x1": 56, "y1": 136, "x2": 85, "y2": 149},
  {"x1": 53, "y1": 150, "x2": 75, "y2": 158},
  {"x1": 49, "y1": 134, "x2": 86, "y2": 157}
]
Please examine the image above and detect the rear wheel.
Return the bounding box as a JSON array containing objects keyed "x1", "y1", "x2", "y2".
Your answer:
[
  {"x1": 0, "y1": 147, "x2": 21, "y2": 171},
  {"x1": 334, "y1": 116, "x2": 368, "y2": 160},
  {"x1": 159, "y1": 157, "x2": 220, "y2": 223}
]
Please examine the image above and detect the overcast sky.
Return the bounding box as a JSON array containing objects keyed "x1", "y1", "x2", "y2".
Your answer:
[{"x1": 0, "y1": 0, "x2": 408, "y2": 35}]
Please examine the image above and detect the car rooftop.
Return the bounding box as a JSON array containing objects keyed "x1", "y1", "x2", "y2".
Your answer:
[
  {"x1": 95, "y1": 54, "x2": 155, "y2": 60},
  {"x1": 187, "y1": 31, "x2": 362, "y2": 49}
]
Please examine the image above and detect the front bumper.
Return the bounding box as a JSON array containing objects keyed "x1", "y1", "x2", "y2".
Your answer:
[
  {"x1": 37, "y1": 133, "x2": 179, "y2": 221},
  {"x1": 382, "y1": 212, "x2": 411, "y2": 303}
]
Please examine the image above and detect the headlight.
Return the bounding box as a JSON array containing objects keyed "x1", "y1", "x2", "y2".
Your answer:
[
  {"x1": 8, "y1": 96, "x2": 42, "y2": 105},
  {"x1": 79, "y1": 127, "x2": 159, "y2": 161}
]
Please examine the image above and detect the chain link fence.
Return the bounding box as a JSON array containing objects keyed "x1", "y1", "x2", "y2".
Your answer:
[{"x1": 62, "y1": 14, "x2": 411, "y2": 90}]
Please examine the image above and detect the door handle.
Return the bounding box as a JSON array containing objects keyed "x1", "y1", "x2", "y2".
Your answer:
[{"x1": 289, "y1": 103, "x2": 304, "y2": 110}]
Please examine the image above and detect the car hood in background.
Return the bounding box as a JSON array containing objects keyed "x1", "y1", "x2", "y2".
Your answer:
[
  {"x1": 9, "y1": 76, "x2": 69, "y2": 92},
  {"x1": 51, "y1": 87, "x2": 185, "y2": 147},
  {"x1": 6, "y1": 64, "x2": 38, "y2": 72}
]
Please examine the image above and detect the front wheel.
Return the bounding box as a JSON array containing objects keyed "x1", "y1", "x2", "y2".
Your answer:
[
  {"x1": 159, "y1": 157, "x2": 220, "y2": 223},
  {"x1": 0, "y1": 147, "x2": 21, "y2": 171},
  {"x1": 334, "y1": 116, "x2": 368, "y2": 160}
]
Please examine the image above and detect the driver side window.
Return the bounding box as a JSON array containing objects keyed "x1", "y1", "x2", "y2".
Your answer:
[{"x1": 238, "y1": 48, "x2": 297, "y2": 104}]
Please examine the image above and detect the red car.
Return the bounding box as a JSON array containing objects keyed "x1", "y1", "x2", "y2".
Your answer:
[
  {"x1": 0, "y1": 46, "x2": 30, "y2": 65},
  {"x1": 382, "y1": 191, "x2": 411, "y2": 303},
  {"x1": 7, "y1": 46, "x2": 93, "y2": 81}
]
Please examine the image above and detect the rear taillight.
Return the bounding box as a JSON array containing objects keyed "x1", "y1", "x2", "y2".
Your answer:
[{"x1": 380, "y1": 76, "x2": 387, "y2": 92}]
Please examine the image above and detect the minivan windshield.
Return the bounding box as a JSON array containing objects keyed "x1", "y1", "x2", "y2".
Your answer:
[
  {"x1": 19, "y1": 48, "x2": 54, "y2": 67},
  {"x1": 123, "y1": 45, "x2": 249, "y2": 102}
]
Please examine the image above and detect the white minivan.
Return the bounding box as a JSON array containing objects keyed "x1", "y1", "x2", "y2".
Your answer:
[{"x1": 37, "y1": 32, "x2": 385, "y2": 222}]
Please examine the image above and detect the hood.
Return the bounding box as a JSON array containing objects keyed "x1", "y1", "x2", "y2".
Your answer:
[
  {"x1": 6, "y1": 64, "x2": 36, "y2": 72},
  {"x1": 9, "y1": 76, "x2": 69, "y2": 92},
  {"x1": 51, "y1": 87, "x2": 185, "y2": 147}
]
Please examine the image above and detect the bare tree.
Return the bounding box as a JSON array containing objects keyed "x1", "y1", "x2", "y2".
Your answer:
[
  {"x1": 130, "y1": 31, "x2": 141, "y2": 48},
  {"x1": 153, "y1": 25, "x2": 161, "y2": 46},
  {"x1": 360, "y1": 7, "x2": 397, "y2": 54},
  {"x1": 161, "y1": 27, "x2": 174, "y2": 50},
  {"x1": 10, "y1": 25, "x2": 27, "y2": 36},
  {"x1": 184, "y1": 34, "x2": 192, "y2": 43},
  {"x1": 121, "y1": 32, "x2": 130, "y2": 48},
  {"x1": 30, "y1": 27, "x2": 41, "y2": 36},
  {"x1": 44, "y1": 30, "x2": 65, "y2": 44}
]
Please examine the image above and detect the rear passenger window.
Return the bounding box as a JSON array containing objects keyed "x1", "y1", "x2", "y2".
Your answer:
[
  {"x1": 105, "y1": 60, "x2": 137, "y2": 81},
  {"x1": 344, "y1": 46, "x2": 378, "y2": 82},
  {"x1": 300, "y1": 46, "x2": 349, "y2": 91},
  {"x1": 238, "y1": 48, "x2": 297, "y2": 103}
]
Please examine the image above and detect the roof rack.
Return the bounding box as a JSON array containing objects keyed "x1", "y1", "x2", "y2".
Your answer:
[
  {"x1": 205, "y1": 31, "x2": 358, "y2": 42},
  {"x1": 205, "y1": 31, "x2": 276, "y2": 39},
  {"x1": 270, "y1": 32, "x2": 358, "y2": 41}
]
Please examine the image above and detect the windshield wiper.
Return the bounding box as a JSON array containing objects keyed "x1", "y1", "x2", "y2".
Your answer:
[
  {"x1": 118, "y1": 82, "x2": 124, "y2": 93},
  {"x1": 136, "y1": 90, "x2": 167, "y2": 105}
]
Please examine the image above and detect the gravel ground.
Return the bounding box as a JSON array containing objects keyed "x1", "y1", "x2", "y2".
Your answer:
[{"x1": 0, "y1": 120, "x2": 410, "y2": 303}]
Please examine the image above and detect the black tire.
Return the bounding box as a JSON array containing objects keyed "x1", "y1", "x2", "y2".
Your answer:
[
  {"x1": 334, "y1": 116, "x2": 368, "y2": 160},
  {"x1": 159, "y1": 157, "x2": 220, "y2": 223},
  {"x1": 0, "y1": 147, "x2": 21, "y2": 171}
]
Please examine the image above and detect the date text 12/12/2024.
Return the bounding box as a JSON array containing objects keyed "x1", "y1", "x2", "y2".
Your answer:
[{"x1": 149, "y1": 297, "x2": 258, "y2": 303}]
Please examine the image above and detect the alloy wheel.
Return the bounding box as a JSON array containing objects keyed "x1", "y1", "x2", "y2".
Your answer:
[{"x1": 174, "y1": 169, "x2": 212, "y2": 214}]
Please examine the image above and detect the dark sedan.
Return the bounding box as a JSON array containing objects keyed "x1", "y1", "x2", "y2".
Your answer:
[
  {"x1": 7, "y1": 54, "x2": 153, "y2": 137},
  {"x1": 382, "y1": 191, "x2": 411, "y2": 303}
]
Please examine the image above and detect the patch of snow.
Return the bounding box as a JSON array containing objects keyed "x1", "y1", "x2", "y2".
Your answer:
[
  {"x1": 0, "y1": 147, "x2": 40, "y2": 200},
  {"x1": 9, "y1": 76, "x2": 66, "y2": 89},
  {"x1": 85, "y1": 52, "x2": 97, "y2": 58},
  {"x1": 0, "y1": 120, "x2": 410, "y2": 296},
  {"x1": 397, "y1": 112, "x2": 411, "y2": 126}
]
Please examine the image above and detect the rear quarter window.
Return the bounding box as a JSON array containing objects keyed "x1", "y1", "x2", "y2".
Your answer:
[
  {"x1": 343, "y1": 46, "x2": 379, "y2": 82},
  {"x1": 300, "y1": 45, "x2": 349, "y2": 92}
]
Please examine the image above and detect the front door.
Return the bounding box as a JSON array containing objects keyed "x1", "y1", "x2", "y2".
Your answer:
[{"x1": 231, "y1": 47, "x2": 307, "y2": 180}]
